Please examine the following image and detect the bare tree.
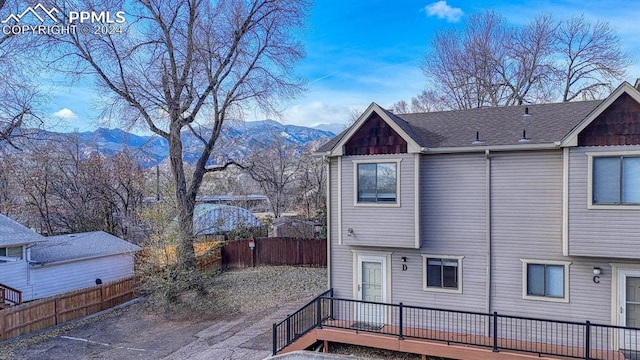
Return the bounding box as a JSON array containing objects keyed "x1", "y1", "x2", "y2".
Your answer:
[
  {"x1": 0, "y1": 0, "x2": 43, "y2": 147},
  {"x1": 50, "y1": 0, "x2": 307, "y2": 275},
  {"x1": 500, "y1": 14, "x2": 558, "y2": 105},
  {"x1": 556, "y1": 15, "x2": 630, "y2": 101},
  {"x1": 414, "y1": 11, "x2": 630, "y2": 111},
  {"x1": 391, "y1": 100, "x2": 410, "y2": 114},
  {"x1": 246, "y1": 130, "x2": 303, "y2": 218},
  {"x1": 295, "y1": 148, "x2": 326, "y2": 220},
  {"x1": 3, "y1": 134, "x2": 146, "y2": 237}
]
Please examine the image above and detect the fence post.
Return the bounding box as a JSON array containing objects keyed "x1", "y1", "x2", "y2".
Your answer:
[
  {"x1": 286, "y1": 316, "x2": 291, "y2": 344},
  {"x1": 398, "y1": 303, "x2": 404, "y2": 340},
  {"x1": 0, "y1": 307, "x2": 5, "y2": 341},
  {"x1": 272, "y1": 323, "x2": 277, "y2": 355},
  {"x1": 585, "y1": 321, "x2": 591, "y2": 360},
  {"x1": 329, "y1": 289, "x2": 334, "y2": 320},
  {"x1": 316, "y1": 298, "x2": 323, "y2": 329},
  {"x1": 493, "y1": 312, "x2": 499, "y2": 352}
]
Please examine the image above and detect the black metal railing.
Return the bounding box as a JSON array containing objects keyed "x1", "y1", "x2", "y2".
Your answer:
[
  {"x1": 273, "y1": 290, "x2": 640, "y2": 359},
  {"x1": 272, "y1": 288, "x2": 333, "y2": 355}
]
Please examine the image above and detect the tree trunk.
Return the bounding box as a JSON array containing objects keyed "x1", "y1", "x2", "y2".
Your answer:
[{"x1": 169, "y1": 127, "x2": 197, "y2": 272}]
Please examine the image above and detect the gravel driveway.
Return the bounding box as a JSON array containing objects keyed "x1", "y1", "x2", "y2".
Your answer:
[{"x1": 0, "y1": 266, "x2": 327, "y2": 360}]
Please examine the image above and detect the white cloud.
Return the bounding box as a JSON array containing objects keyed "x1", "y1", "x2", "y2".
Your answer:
[
  {"x1": 53, "y1": 108, "x2": 77, "y2": 119},
  {"x1": 283, "y1": 101, "x2": 351, "y2": 128},
  {"x1": 425, "y1": 1, "x2": 463, "y2": 22}
]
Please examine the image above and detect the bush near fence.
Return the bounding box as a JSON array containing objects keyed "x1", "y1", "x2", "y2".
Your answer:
[{"x1": 0, "y1": 277, "x2": 136, "y2": 342}]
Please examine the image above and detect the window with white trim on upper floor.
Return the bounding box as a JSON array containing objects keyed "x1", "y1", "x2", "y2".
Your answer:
[
  {"x1": 0, "y1": 246, "x2": 23, "y2": 263},
  {"x1": 353, "y1": 160, "x2": 400, "y2": 206},
  {"x1": 521, "y1": 259, "x2": 570, "y2": 303},
  {"x1": 592, "y1": 155, "x2": 640, "y2": 206},
  {"x1": 422, "y1": 254, "x2": 463, "y2": 294}
]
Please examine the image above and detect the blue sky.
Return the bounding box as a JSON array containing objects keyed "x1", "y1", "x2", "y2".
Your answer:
[{"x1": 48, "y1": 0, "x2": 640, "y2": 133}]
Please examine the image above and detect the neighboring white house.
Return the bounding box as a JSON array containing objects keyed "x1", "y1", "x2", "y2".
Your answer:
[
  {"x1": 0, "y1": 214, "x2": 141, "y2": 302},
  {"x1": 29, "y1": 231, "x2": 142, "y2": 300},
  {"x1": 0, "y1": 214, "x2": 47, "y2": 302}
]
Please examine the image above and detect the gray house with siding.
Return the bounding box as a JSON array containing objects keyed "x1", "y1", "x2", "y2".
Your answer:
[
  {"x1": 315, "y1": 81, "x2": 640, "y2": 350},
  {"x1": 0, "y1": 214, "x2": 141, "y2": 302}
]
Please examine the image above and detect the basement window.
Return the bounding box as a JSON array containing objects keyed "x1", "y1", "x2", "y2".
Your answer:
[{"x1": 422, "y1": 255, "x2": 463, "y2": 294}]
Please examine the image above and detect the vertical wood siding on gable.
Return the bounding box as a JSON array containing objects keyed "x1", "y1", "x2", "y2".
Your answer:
[
  {"x1": 341, "y1": 154, "x2": 416, "y2": 248},
  {"x1": 415, "y1": 153, "x2": 487, "y2": 312},
  {"x1": 30, "y1": 255, "x2": 135, "y2": 300},
  {"x1": 490, "y1": 150, "x2": 610, "y2": 323},
  {"x1": 568, "y1": 145, "x2": 640, "y2": 258},
  {"x1": 344, "y1": 114, "x2": 408, "y2": 155},
  {"x1": 578, "y1": 93, "x2": 640, "y2": 146}
]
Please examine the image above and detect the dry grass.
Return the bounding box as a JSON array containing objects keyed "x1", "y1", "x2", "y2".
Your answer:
[{"x1": 145, "y1": 265, "x2": 327, "y2": 320}]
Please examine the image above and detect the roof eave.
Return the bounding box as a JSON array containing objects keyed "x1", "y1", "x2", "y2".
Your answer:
[
  {"x1": 1, "y1": 238, "x2": 48, "y2": 247},
  {"x1": 30, "y1": 249, "x2": 141, "y2": 267},
  {"x1": 420, "y1": 142, "x2": 562, "y2": 154},
  {"x1": 312, "y1": 151, "x2": 331, "y2": 157}
]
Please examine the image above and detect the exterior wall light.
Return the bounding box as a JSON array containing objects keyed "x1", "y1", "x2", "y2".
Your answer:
[{"x1": 593, "y1": 267, "x2": 602, "y2": 284}]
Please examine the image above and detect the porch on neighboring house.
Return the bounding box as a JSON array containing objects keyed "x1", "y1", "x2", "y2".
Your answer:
[
  {"x1": 0, "y1": 282, "x2": 22, "y2": 309},
  {"x1": 273, "y1": 290, "x2": 640, "y2": 360}
]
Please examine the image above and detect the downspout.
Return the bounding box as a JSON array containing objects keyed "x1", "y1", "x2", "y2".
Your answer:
[
  {"x1": 325, "y1": 156, "x2": 331, "y2": 290},
  {"x1": 485, "y1": 149, "x2": 492, "y2": 318}
]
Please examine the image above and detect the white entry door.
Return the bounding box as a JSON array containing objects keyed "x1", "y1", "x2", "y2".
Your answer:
[
  {"x1": 619, "y1": 270, "x2": 640, "y2": 350},
  {"x1": 357, "y1": 255, "x2": 386, "y2": 325}
]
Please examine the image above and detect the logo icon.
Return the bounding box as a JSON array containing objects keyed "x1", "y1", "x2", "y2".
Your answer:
[{"x1": 1, "y1": 3, "x2": 60, "y2": 24}]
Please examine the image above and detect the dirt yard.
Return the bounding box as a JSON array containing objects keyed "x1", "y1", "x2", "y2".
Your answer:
[{"x1": 0, "y1": 266, "x2": 327, "y2": 360}]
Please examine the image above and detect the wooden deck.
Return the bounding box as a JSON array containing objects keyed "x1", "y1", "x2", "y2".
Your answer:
[{"x1": 278, "y1": 321, "x2": 628, "y2": 360}]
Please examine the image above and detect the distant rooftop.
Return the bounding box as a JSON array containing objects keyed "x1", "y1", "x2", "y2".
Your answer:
[
  {"x1": 0, "y1": 214, "x2": 46, "y2": 247},
  {"x1": 31, "y1": 231, "x2": 142, "y2": 264},
  {"x1": 192, "y1": 204, "x2": 263, "y2": 235},
  {"x1": 196, "y1": 195, "x2": 268, "y2": 203}
]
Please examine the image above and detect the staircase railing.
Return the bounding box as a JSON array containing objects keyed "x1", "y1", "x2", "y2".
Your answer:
[
  {"x1": 272, "y1": 288, "x2": 333, "y2": 355},
  {"x1": 0, "y1": 282, "x2": 22, "y2": 306}
]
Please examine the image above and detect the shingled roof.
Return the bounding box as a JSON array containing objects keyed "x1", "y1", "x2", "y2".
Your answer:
[
  {"x1": 31, "y1": 231, "x2": 141, "y2": 264},
  {"x1": 400, "y1": 101, "x2": 602, "y2": 149},
  {"x1": 0, "y1": 214, "x2": 46, "y2": 247},
  {"x1": 318, "y1": 100, "x2": 603, "y2": 154}
]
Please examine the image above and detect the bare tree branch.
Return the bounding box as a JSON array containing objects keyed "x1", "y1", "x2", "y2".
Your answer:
[{"x1": 49, "y1": 0, "x2": 308, "y2": 275}]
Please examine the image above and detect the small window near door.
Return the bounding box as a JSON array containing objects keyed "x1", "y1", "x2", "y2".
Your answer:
[
  {"x1": 522, "y1": 259, "x2": 570, "y2": 302},
  {"x1": 422, "y1": 255, "x2": 463, "y2": 293}
]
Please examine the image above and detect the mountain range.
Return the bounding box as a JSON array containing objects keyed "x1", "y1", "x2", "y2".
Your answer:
[{"x1": 12, "y1": 120, "x2": 336, "y2": 168}]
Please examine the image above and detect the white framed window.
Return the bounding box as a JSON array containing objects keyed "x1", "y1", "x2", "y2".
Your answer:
[
  {"x1": 353, "y1": 159, "x2": 401, "y2": 207},
  {"x1": 588, "y1": 152, "x2": 640, "y2": 208},
  {"x1": 422, "y1": 254, "x2": 463, "y2": 294},
  {"x1": 521, "y1": 259, "x2": 571, "y2": 303},
  {"x1": 0, "y1": 246, "x2": 23, "y2": 262}
]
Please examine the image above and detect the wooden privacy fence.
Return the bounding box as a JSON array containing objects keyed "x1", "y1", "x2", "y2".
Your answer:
[
  {"x1": 221, "y1": 237, "x2": 326, "y2": 269},
  {"x1": 0, "y1": 277, "x2": 136, "y2": 342}
]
